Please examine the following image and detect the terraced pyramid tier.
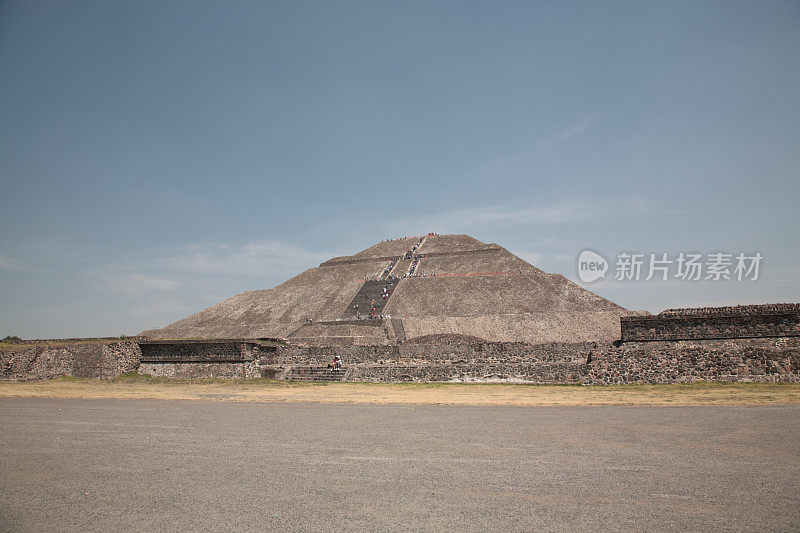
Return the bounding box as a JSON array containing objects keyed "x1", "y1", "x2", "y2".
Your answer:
[{"x1": 142, "y1": 234, "x2": 630, "y2": 344}]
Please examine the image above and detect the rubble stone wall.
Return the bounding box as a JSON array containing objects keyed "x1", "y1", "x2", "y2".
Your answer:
[
  {"x1": 3, "y1": 336, "x2": 800, "y2": 384},
  {"x1": 0, "y1": 342, "x2": 141, "y2": 380},
  {"x1": 586, "y1": 337, "x2": 800, "y2": 385},
  {"x1": 139, "y1": 341, "x2": 248, "y2": 362},
  {"x1": 621, "y1": 309, "x2": 800, "y2": 341},
  {"x1": 138, "y1": 361, "x2": 260, "y2": 379},
  {"x1": 345, "y1": 362, "x2": 587, "y2": 383},
  {"x1": 256, "y1": 338, "x2": 800, "y2": 384},
  {"x1": 258, "y1": 341, "x2": 595, "y2": 364}
]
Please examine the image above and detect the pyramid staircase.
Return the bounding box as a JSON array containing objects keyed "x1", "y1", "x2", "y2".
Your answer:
[{"x1": 342, "y1": 279, "x2": 399, "y2": 319}]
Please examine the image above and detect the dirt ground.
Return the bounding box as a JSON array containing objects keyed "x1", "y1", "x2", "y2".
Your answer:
[
  {"x1": 1, "y1": 377, "x2": 799, "y2": 405},
  {"x1": 2, "y1": 398, "x2": 799, "y2": 531}
]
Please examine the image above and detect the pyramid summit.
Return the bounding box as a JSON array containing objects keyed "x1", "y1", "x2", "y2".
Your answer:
[{"x1": 142, "y1": 234, "x2": 629, "y2": 344}]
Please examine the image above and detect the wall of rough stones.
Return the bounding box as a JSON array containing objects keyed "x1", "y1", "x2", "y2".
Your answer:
[
  {"x1": 3, "y1": 333, "x2": 800, "y2": 385},
  {"x1": 621, "y1": 308, "x2": 800, "y2": 341},
  {"x1": 101, "y1": 342, "x2": 142, "y2": 377},
  {"x1": 0, "y1": 342, "x2": 141, "y2": 380},
  {"x1": 139, "y1": 341, "x2": 251, "y2": 362},
  {"x1": 659, "y1": 303, "x2": 800, "y2": 317},
  {"x1": 586, "y1": 337, "x2": 800, "y2": 385},
  {"x1": 9, "y1": 336, "x2": 136, "y2": 345},
  {"x1": 255, "y1": 338, "x2": 800, "y2": 384},
  {"x1": 258, "y1": 341, "x2": 594, "y2": 365},
  {"x1": 345, "y1": 362, "x2": 587, "y2": 383},
  {"x1": 257, "y1": 342, "x2": 592, "y2": 383},
  {"x1": 138, "y1": 362, "x2": 260, "y2": 379}
]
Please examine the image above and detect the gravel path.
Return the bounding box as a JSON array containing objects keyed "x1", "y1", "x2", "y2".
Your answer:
[{"x1": 1, "y1": 399, "x2": 798, "y2": 531}]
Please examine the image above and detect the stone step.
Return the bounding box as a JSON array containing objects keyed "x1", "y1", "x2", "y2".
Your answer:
[{"x1": 342, "y1": 278, "x2": 400, "y2": 319}]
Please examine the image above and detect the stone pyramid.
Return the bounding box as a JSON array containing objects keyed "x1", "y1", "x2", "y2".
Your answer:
[{"x1": 142, "y1": 234, "x2": 628, "y2": 344}]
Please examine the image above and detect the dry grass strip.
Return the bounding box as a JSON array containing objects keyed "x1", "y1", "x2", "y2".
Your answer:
[{"x1": 1, "y1": 376, "x2": 799, "y2": 406}]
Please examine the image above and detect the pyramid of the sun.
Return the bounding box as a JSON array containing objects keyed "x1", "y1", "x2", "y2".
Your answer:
[{"x1": 142, "y1": 234, "x2": 629, "y2": 344}]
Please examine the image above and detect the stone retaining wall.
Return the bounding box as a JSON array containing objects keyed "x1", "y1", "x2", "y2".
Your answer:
[
  {"x1": 138, "y1": 362, "x2": 260, "y2": 379},
  {"x1": 586, "y1": 337, "x2": 800, "y2": 385},
  {"x1": 251, "y1": 338, "x2": 799, "y2": 384},
  {"x1": 0, "y1": 342, "x2": 141, "y2": 380},
  {"x1": 258, "y1": 341, "x2": 595, "y2": 365},
  {"x1": 139, "y1": 341, "x2": 251, "y2": 363},
  {"x1": 8, "y1": 336, "x2": 138, "y2": 345},
  {"x1": 659, "y1": 303, "x2": 800, "y2": 317},
  {"x1": 345, "y1": 362, "x2": 587, "y2": 383},
  {"x1": 621, "y1": 310, "x2": 800, "y2": 341},
  {"x1": 3, "y1": 336, "x2": 799, "y2": 385}
]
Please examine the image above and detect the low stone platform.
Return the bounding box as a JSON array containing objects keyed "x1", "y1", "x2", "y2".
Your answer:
[
  {"x1": 284, "y1": 366, "x2": 348, "y2": 382},
  {"x1": 4, "y1": 305, "x2": 800, "y2": 384},
  {"x1": 621, "y1": 303, "x2": 800, "y2": 341}
]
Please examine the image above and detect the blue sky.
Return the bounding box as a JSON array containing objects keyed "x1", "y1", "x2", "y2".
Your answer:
[{"x1": 1, "y1": 0, "x2": 798, "y2": 338}]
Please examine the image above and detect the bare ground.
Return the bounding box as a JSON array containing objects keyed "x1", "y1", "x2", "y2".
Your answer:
[
  {"x1": 1, "y1": 399, "x2": 798, "y2": 531},
  {"x1": 1, "y1": 377, "x2": 798, "y2": 405}
]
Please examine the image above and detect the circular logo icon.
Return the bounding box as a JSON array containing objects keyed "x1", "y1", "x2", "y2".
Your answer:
[{"x1": 577, "y1": 250, "x2": 608, "y2": 283}]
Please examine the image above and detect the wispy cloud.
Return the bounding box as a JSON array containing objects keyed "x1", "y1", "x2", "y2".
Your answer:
[
  {"x1": 478, "y1": 115, "x2": 603, "y2": 178},
  {"x1": 97, "y1": 273, "x2": 180, "y2": 295},
  {"x1": 383, "y1": 196, "x2": 651, "y2": 235},
  {"x1": 0, "y1": 255, "x2": 28, "y2": 272},
  {"x1": 161, "y1": 240, "x2": 329, "y2": 276},
  {"x1": 0, "y1": 239, "x2": 99, "y2": 275},
  {"x1": 544, "y1": 115, "x2": 603, "y2": 148}
]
